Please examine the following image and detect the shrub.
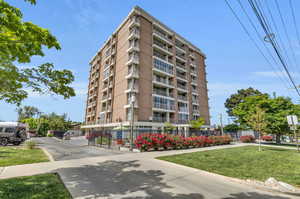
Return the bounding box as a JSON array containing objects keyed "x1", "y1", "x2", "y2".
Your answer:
[
  {"x1": 262, "y1": 135, "x2": 273, "y2": 141},
  {"x1": 134, "y1": 134, "x2": 232, "y2": 151},
  {"x1": 25, "y1": 140, "x2": 37, "y2": 149},
  {"x1": 47, "y1": 133, "x2": 53, "y2": 137},
  {"x1": 240, "y1": 135, "x2": 255, "y2": 143}
]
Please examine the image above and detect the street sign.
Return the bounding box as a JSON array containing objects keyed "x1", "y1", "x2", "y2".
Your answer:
[{"x1": 287, "y1": 115, "x2": 298, "y2": 126}]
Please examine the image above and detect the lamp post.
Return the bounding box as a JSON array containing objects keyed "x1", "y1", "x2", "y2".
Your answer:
[{"x1": 130, "y1": 93, "x2": 136, "y2": 151}]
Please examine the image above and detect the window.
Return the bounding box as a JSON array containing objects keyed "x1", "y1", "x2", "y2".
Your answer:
[
  {"x1": 153, "y1": 58, "x2": 173, "y2": 74},
  {"x1": 4, "y1": 127, "x2": 15, "y2": 133}
]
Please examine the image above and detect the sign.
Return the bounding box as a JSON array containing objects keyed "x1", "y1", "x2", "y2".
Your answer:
[{"x1": 287, "y1": 115, "x2": 298, "y2": 126}]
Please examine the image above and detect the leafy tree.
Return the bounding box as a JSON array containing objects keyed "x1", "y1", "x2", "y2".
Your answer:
[
  {"x1": 164, "y1": 122, "x2": 175, "y2": 132},
  {"x1": 232, "y1": 95, "x2": 300, "y2": 144},
  {"x1": 246, "y1": 107, "x2": 268, "y2": 151},
  {"x1": 16, "y1": 105, "x2": 40, "y2": 121},
  {"x1": 225, "y1": 87, "x2": 266, "y2": 116},
  {"x1": 0, "y1": 0, "x2": 75, "y2": 105},
  {"x1": 189, "y1": 117, "x2": 205, "y2": 130},
  {"x1": 223, "y1": 124, "x2": 240, "y2": 133},
  {"x1": 21, "y1": 117, "x2": 38, "y2": 130}
]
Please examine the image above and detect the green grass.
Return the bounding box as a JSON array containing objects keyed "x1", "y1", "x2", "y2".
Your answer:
[
  {"x1": 0, "y1": 147, "x2": 49, "y2": 167},
  {"x1": 0, "y1": 173, "x2": 71, "y2": 199},
  {"x1": 158, "y1": 146, "x2": 300, "y2": 186}
]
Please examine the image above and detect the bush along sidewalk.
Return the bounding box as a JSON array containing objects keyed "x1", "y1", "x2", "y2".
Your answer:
[{"x1": 134, "y1": 134, "x2": 232, "y2": 152}]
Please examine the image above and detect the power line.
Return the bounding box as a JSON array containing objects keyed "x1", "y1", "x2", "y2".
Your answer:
[
  {"x1": 247, "y1": 0, "x2": 300, "y2": 96},
  {"x1": 289, "y1": 0, "x2": 300, "y2": 46},
  {"x1": 236, "y1": 0, "x2": 293, "y2": 91}
]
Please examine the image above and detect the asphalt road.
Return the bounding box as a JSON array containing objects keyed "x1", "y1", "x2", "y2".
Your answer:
[{"x1": 34, "y1": 137, "x2": 124, "y2": 161}]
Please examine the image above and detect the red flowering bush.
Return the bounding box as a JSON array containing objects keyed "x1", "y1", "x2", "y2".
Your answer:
[
  {"x1": 262, "y1": 135, "x2": 273, "y2": 141},
  {"x1": 240, "y1": 135, "x2": 255, "y2": 143},
  {"x1": 134, "y1": 134, "x2": 232, "y2": 151}
]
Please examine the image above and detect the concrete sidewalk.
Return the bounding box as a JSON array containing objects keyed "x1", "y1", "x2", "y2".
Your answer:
[{"x1": 0, "y1": 143, "x2": 298, "y2": 198}]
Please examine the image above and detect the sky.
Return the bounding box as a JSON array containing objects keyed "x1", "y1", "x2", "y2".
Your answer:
[{"x1": 1, "y1": 0, "x2": 300, "y2": 125}]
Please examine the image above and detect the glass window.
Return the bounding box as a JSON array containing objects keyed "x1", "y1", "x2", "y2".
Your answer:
[{"x1": 5, "y1": 127, "x2": 15, "y2": 133}]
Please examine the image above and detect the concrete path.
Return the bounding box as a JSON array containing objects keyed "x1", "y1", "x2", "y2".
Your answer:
[
  {"x1": 1, "y1": 143, "x2": 298, "y2": 199},
  {"x1": 34, "y1": 137, "x2": 124, "y2": 161}
]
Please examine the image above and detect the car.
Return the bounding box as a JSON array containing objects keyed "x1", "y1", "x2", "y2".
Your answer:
[{"x1": 0, "y1": 122, "x2": 27, "y2": 146}]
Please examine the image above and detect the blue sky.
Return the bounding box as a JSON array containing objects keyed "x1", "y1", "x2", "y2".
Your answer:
[{"x1": 1, "y1": 0, "x2": 300, "y2": 124}]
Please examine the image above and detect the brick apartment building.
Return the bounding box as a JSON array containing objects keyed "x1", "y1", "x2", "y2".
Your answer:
[{"x1": 81, "y1": 6, "x2": 210, "y2": 132}]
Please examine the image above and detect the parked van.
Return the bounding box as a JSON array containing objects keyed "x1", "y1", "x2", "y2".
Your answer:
[{"x1": 0, "y1": 122, "x2": 27, "y2": 146}]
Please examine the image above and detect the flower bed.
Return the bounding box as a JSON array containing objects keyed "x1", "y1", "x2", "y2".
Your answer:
[
  {"x1": 240, "y1": 135, "x2": 255, "y2": 143},
  {"x1": 262, "y1": 135, "x2": 273, "y2": 141},
  {"x1": 134, "y1": 134, "x2": 232, "y2": 152}
]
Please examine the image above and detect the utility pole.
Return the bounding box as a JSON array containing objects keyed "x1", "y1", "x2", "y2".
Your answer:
[{"x1": 219, "y1": 113, "x2": 224, "y2": 136}]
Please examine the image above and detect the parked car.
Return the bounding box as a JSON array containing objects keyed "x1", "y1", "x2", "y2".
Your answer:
[
  {"x1": 65, "y1": 130, "x2": 83, "y2": 137},
  {"x1": 0, "y1": 122, "x2": 27, "y2": 146},
  {"x1": 63, "y1": 132, "x2": 71, "y2": 140}
]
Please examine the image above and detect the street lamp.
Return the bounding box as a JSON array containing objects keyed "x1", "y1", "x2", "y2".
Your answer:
[{"x1": 130, "y1": 93, "x2": 136, "y2": 151}]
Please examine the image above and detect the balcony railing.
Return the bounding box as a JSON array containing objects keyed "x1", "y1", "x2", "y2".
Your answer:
[
  {"x1": 153, "y1": 58, "x2": 174, "y2": 75},
  {"x1": 177, "y1": 84, "x2": 187, "y2": 90},
  {"x1": 152, "y1": 117, "x2": 168, "y2": 123},
  {"x1": 178, "y1": 107, "x2": 188, "y2": 113},
  {"x1": 178, "y1": 95, "x2": 188, "y2": 101},
  {"x1": 153, "y1": 103, "x2": 175, "y2": 110},
  {"x1": 153, "y1": 29, "x2": 173, "y2": 44},
  {"x1": 128, "y1": 29, "x2": 140, "y2": 40},
  {"x1": 153, "y1": 89, "x2": 173, "y2": 98},
  {"x1": 127, "y1": 55, "x2": 139, "y2": 65},
  {"x1": 176, "y1": 73, "x2": 187, "y2": 80},
  {"x1": 176, "y1": 63, "x2": 186, "y2": 71}
]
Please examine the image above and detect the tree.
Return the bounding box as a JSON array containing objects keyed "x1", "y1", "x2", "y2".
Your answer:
[
  {"x1": 246, "y1": 107, "x2": 268, "y2": 151},
  {"x1": 164, "y1": 122, "x2": 175, "y2": 133},
  {"x1": 223, "y1": 124, "x2": 240, "y2": 133},
  {"x1": 232, "y1": 95, "x2": 300, "y2": 144},
  {"x1": 0, "y1": 0, "x2": 75, "y2": 105},
  {"x1": 225, "y1": 87, "x2": 266, "y2": 116},
  {"x1": 189, "y1": 117, "x2": 205, "y2": 130},
  {"x1": 16, "y1": 105, "x2": 40, "y2": 121}
]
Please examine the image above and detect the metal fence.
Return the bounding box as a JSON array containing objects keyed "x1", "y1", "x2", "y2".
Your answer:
[{"x1": 86, "y1": 129, "x2": 221, "y2": 149}]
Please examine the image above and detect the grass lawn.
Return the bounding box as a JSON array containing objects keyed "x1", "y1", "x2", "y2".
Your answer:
[
  {"x1": 0, "y1": 147, "x2": 49, "y2": 167},
  {"x1": 0, "y1": 173, "x2": 71, "y2": 199},
  {"x1": 157, "y1": 146, "x2": 300, "y2": 186}
]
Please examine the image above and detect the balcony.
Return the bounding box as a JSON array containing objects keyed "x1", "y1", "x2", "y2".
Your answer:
[
  {"x1": 176, "y1": 53, "x2": 186, "y2": 62},
  {"x1": 193, "y1": 110, "x2": 200, "y2": 115},
  {"x1": 191, "y1": 69, "x2": 197, "y2": 76},
  {"x1": 178, "y1": 107, "x2": 188, "y2": 113},
  {"x1": 192, "y1": 100, "x2": 199, "y2": 105},
  {"x1": 128, "y1": 16, "x2": 140, "y2": 28},
  {"x1": 126, "y1": 69, "x2": 139, "y2": 79},
  {"x1": 152, "y1": 117, "x2": 168, "y2": 123},
  {"x1": 87, "y1": 101, "x2": 96, "y2": 108},
  {"x1": 191, "y1": 79, "x2": 198, "y2": 85},
  {"x1": 177, "y1": 84, "x2": 187, "y2": 91},
  {"x1": 153, "y1": 103, "x2": 175, "y2": 111},
  {"x1": 153, "y1": 29, "x2": 173, "y2": 45},
  {"x1": 128, "y1": 29, "x2": 140, "y2": 40},
  {"x1": 190, "y1": 62, "x2": 196, "y2": 68},
  {"x1": 152, "y1": 41, "x2": 173, "y2": 55},
  {"x1": 124, "y1": 102, "x2": 138, "y2": 109},
  {"x1": 153, "y1": 58, "x2": 174, "y2": 76},
  {"x1": 153, "y1": 89, "x2": 173, "y2": 98},
  {"x1": 178, "y1": 95, "x2": 188, "y2": 101},
  {"x1": 176, "y1": 73, "x2": 187, "y2": 81},
  {"x1": 125, "y1": 85, "x2": 139, "y2": 93},
  {"x1": 126, "y1": 55, "x2": 139, "y2": 65},
  {"x1": 189, "y1": 53, "x2": 195, "y2": 59},
  {"x1": 152, "y1": 76, "x2": 174, "y2": 88},
  {"x1": 127, "y1": 43, "x2": 139, "y2": 53},
  {"x1": 176, "y1": 63, "x2": 186, "y2": 72}
]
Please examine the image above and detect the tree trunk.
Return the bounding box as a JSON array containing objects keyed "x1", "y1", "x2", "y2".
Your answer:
[{"x1": 276, "y1": 134, "x2": 281, "y2": 144}]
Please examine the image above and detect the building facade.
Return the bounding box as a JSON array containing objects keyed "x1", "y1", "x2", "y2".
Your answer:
[{"x1": 82, "y1": 6, "x2": 210, "y2": 131}]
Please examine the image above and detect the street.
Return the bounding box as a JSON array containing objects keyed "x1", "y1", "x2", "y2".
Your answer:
[{"x1": 34, "y1": 137, "x2": 124, "y2": 161}]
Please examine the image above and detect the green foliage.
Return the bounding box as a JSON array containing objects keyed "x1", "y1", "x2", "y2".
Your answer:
[
  {"x1": 22, "y1": 112, "x2": 72, "y2": 136},
  {"x1": 17, "y1": 105, "x2": 40, "y2": 121},
  {"x1": 25, "y1": 140, "x2": 36, "y2": 149},
  {"x1": 223, "y1": 124, "x2": 240, "y2": 133},
  {"x1": 164, "y1": 122, "x2": 175, "y2": 131},
  {"x1": 0, "y1": 0, "x2": 75, "y2": 105},
  {"x1": 189, "y1": 117, "x2": 205, "y2": 129},
  {"x1": 232, "y1": 95, "x2": 300, "y2": 136},
  {"x1": 224, "y1": 87, "x2": 266, "y2": 116}
]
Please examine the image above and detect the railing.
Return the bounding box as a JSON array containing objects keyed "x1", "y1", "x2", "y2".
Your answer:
[
  {"x1": 176, "y1": 73, "x2": 187, "y2": 80},
  {"x1": 178, "y1": 107, "x2": 188, "y2": 113},
  {"x1": 153, "y1": 58, "x2": 173, "y2": 75},
  {"x1": 178, "y1": 95, "x2": 188, "y2": 101},
  {"x1": 153, "y1": 29, "x2": 172, "y2": 43},
  {"x1": 176, "y1": 63, "x2": 186, "y2": 70},
  {"x1": 177, "y1": 84, "x2": 187, "y2": 90},
  {"x1": 152, "y1": 117, "x2": 168, "y2": 123},
  {"x1": 153, "y1": 40, "x2": 172, "y2": 53},
  {"x1": 153, "y1": 89, "x2": 170, "y2": 97},
  {"x1": 153, "y1": 103, "x2": 175, "y2": 110}
]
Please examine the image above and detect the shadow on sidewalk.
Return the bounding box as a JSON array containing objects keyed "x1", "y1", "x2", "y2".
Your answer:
[{"x1": 54, "y1": 160, "x2": 293, "y2": 199}]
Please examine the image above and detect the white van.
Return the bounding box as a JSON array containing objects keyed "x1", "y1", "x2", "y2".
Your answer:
[{"x1": 0, "y1": 122, "x2": 27, "y2": 146}]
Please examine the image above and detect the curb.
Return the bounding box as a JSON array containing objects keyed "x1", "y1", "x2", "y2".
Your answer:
[{"x1": 40, "y1": 147, "x2": 55, "y2": 162}]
